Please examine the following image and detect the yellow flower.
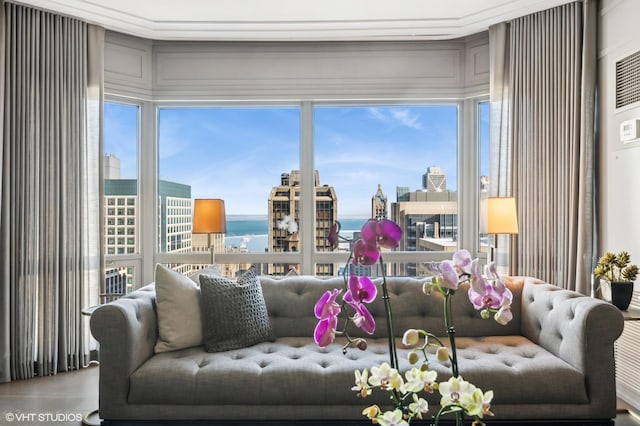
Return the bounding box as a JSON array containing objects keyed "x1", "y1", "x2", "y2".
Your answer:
[{"x1": 362, "y1": 404, "x2": 381, "y2": 420}]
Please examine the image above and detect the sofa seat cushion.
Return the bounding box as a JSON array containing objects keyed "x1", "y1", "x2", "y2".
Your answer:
[{"x1": 128, "y1": 336, "x2": 587, "y2": 407}]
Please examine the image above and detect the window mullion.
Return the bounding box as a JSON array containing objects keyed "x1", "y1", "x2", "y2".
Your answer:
[
  {"x1": 140, "y1": 101, "x2": 157, "y2": 286},
  {"x1": 458, "y1": 99, "x2": 480, "y2": 256},
  {"x1": 300, "y1": 102, "x2": 315, "y2": 275}
]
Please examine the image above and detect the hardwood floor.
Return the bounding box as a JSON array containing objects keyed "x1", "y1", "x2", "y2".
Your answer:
[
  {"x1": 0, "y1": 364, "x2": 99, "y2": 425},
  {"x1": 0, "y1": 365, "x2": 639, "y2": 426}
]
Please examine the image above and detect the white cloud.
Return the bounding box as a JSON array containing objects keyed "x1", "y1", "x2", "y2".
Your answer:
[
  {"x1": 367, "y1": 107, "x2": 422, "y2": 130},
  {"x1": 391, "y1": 109, "x2": 422, "y2": 129},
  {"x1": 367, "y1": 107, "x2": 389, "y2": 123}
]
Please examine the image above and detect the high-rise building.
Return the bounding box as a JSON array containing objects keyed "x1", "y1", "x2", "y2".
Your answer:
[
  {"x1": 267, "y1": 170, "x2": 337, "y2": 276},
  {"x1": 158, "y1": 181, "x2": 193, "y2": 267},
  {"x1": 371, "y1": 184, "x2": 388, "y2": 219},
  {"x1": 104, "y1": 179, "x2": 138, "y2": 257},
  {"x1": 104, "y1": 268, "x2": 127, "y2": 302},
  {"x1": 392, "y1": 187, "x2": 457, "y2": 276},
  {"x1": 104, "y1": 154, "x2": 194, "y2": 287},
  {"x1": 422, "y1": 166, "x2": 447, "y2": 192},
  {"x1": 104, "y1": 154, "x2": 121, "y2": 179},
  {"x1": 396, "y1": 186, "x2": 410, "y2": 202},
  {"x1": 104, "y1": 179, "x2": 193, "y2": 277}
]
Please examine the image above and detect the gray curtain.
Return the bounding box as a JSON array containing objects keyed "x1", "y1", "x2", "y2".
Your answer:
[
  {"x1": 489, "y1": 0, "x2": 597, "y2": 294},
  {"x1": 0, "y1": 1, "x2": 103, "y2": 382}
]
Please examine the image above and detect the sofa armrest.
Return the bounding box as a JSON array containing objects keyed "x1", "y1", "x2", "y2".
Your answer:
[
  {"x1": 89, "y1": 285, "x2": 157, "y2": 415},
  {"x1": 520, "y1": 277, "x2": 624, "y2": 416}
]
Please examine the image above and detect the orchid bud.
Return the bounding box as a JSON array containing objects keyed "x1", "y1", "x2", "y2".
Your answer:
[
  {"x1": 436, "y1": 347, "x2": 450, "y2": 363},
  {"x1": 423, "y1": 281, "x2": 435, "y2": 295},
  {"x1": 356, "y1": 339, "x2": 368, "y2": 351},
  {"x1": 408, "y1": 351, "x2": 420, "y2": 365},
  {"x1": 402, "y1": 329, "x2": 420, "y2": 347},
  {"x1": 480, "y1": 309, "x2": 491, "y2": 320},
  {"x1": 495, "y1": 307, "x2": 513, "y2": 325}
]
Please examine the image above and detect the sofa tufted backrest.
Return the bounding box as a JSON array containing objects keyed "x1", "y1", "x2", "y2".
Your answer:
[{"x1": 260, "y1": 275, "x2": 523, "y2": 339}]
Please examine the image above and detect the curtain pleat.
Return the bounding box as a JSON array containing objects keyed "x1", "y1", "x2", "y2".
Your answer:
[
  {"x1": 489, "y1": 0, "x2": 597, "y2": 293},
  {"x1": 0, "y1": 2, "x2": 103, "y2": 382},
  {"x1": 0, "y1": 0, "x2": 7, "y2": 384}
]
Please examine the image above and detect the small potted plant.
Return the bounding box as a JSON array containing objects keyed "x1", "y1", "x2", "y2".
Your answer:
[{"x1": 594, "y1": 251, "x2": 638, "y2": 310}]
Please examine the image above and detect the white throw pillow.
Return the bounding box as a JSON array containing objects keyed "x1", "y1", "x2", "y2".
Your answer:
[{"x1": 154, "y1": 264, "x2": 203, "y2": 353}]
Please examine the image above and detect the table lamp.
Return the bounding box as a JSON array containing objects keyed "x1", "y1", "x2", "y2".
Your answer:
[
  {"x1": 192, "y1": 198, "x2": 226, "y2": 262},
  {"x1": 487, "y1": 196, "x2": 519, "y2": 266}
]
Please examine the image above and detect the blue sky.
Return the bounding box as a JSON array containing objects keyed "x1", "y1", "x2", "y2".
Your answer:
[{"x1": 105, "y1": 103, "x2": 488, "y2": 217}]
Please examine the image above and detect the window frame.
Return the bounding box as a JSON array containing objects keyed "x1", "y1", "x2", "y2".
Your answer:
[{"x1": 103, "y1": 99, "x2": 144, "y2": 291}]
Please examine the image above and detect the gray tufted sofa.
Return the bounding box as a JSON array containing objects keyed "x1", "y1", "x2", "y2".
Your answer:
[{"x1": 90, "y1": 275, "x2": 624, "y2": 425}]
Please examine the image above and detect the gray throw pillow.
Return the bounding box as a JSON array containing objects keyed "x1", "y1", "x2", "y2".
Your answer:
[{"x1": 200, "y1": 269, "x2": 274, "y2": 352}]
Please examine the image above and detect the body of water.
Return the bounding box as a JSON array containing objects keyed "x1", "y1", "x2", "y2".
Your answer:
[{"x1": 225, "y1": 216, "x2": 368, "y2": 253}]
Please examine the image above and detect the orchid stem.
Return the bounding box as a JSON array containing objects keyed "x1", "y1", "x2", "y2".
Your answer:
[
  {"x1": 378, "y1": 253, "x2": 398, "y2": 371},
  {"x1": 444, "y1": 290, "x2": 459, "y2": 378}
]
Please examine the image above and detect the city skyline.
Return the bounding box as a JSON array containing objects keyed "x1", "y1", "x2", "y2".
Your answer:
[{"x1": 105, "y1": 103, "x2": 489, "y2": 217}]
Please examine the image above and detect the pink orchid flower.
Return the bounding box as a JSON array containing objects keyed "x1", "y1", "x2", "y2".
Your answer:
[
  {"x1": 452, "y1": 249, "x2": 473, "y2": 275},
  {"x1": 361, "y1": 219, "x2": 402, "y2": 249},
  {"x1": 344, "y1": 275, "x2": 377, "y2": 305},
  {"x1": 314, "y1": 288, "x2": 342, "y2": 320},
  {"x1": 468, "y1": 283, "x2": 505, "y2": 310},
  {"x1": 439, "y1": 261, "x2": 460, "y2": 290},
  {"x1": 349, "y1": 302, "x2": 376, "y2": 335},
  {"x1": 314, "y1": 315, "x2": 338, "y2": 347},
  {"x1": 353, "y1": 238, "x2": 380, "y2": 266},
  {"x1": 328, "y1": 221, "x2": 341, "y2": 250}
]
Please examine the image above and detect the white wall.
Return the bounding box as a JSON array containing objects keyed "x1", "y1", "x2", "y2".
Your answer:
[
  {"x1": 599, "y1": 0, "x2": 640, "y2": 264},
  {"x1": 599, "y1": 0, "x2": 640, "y2": 411}
]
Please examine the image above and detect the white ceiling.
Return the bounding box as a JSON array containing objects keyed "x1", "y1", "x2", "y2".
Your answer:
[{"x1": 12, "y1": 0, "x2": 576, "y2": 41}]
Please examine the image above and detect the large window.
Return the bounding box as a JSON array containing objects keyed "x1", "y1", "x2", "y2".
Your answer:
[
  {"x1": 103, "y1": 101, "x2": 486, "y2": 281},
  {"x1": 157, "y1": 107, "x2": 300, "y2": 277},
  {"x1": 314, "y1": 105, "x2": 458, "y2": 276},
  {"x1": 103, "y1": 102, "x2": 140, "y2": 298}
]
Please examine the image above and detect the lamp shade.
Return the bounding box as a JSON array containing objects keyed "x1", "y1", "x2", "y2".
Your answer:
[
  {"x1": 487, "y1": 197, "x2": 518, "y2": 235},
  {"x1": 193, "y1": 199, "x2": 226, "y2": 234}
]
